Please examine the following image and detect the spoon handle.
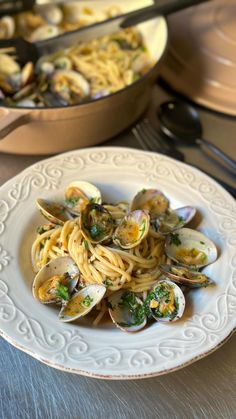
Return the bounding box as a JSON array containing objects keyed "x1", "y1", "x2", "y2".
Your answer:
[{"x1": 196, "y1": 138, "x2": 236, "y2": 174}]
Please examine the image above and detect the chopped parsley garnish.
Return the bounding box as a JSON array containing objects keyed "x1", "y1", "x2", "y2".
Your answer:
[
  {"x1": 200, "y1": 252, "x2": 207, "y2": 262},
  {"x1": 110, "y1": 37, "x2": 132, "y2": 50},
  {"x1": 103, "y1": 279, "x2": 112, "y2": 287},
  {"x1": 90, "y1": 224, "x2": 104, "y2": 238},
  {"x1": 37, "y1": 226, "x2": 47, "y2": 235},
  {"x1": 143, "y1": 291, "x2": 156, "y2": 317},
  {"x1": 140, "y1": 220, "x2": 146, "y2": 236},
  {"x1": 82, "y1": 295, "x2": 93, "y2": 307},
  {"x1": 118, "y1": 292, "x2": 145, "y2": 326},
  {"x1": 65, "y1": 197, "x2": 79, "y2": 207},
  {"x1": 169, "y1": 233, "x2": 182, "y2": 246},
  {"x1": 89, "y1": 197, "x2": 97, "y2": 204},
  {"x1": 141, "y1": 188, "x2": 147, "y2": 194},
  {"x1": 83, "y1": 240, "x2": 89, "y2": 250},
  {"x1": 152, "y1": 308, "x2": 163, "y2": 318},
  {"x1": 156, "y1": 284, "x2": 171, "y2": 299},
  {"x1": 56, "y1": 283, "x2": 70, "y2": 301},
  {"x1": 178, "y1": 216, "x2": 184, "y2": 223},
  {"x1": 200, "y1": 241, "x2": 205, "y2": 245},
  {"x1": 144, "y1": 284, "x2": 176, "y2": 319}
]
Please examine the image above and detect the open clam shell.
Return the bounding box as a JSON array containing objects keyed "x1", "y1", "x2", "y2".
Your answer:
[
  {"x1": 113, "y1": 210, "x2": 150, "y2": 249},
  {"x1": 59, "y1": 285, "x2": 106, "y2": 322},
  {"x1": 0, "y1": 16, "x2": 15, "y2": 39},
  {"x1": 0, "y1": 54, "x2": 20, "y2": 76},
  {"x1": 153, "y1": 206, "x2": 196, "y2": 235},
  {"x1": 145, "y1": 279, "x2": 185, "y2": 322},
  {"x1": 54, "y1": 56, "x2": 72, "y2": 71},
  {"x1": 30, "y1": 24, "x2": 60, "y2": 42},
  {"x1": 51, "y1": 70, "x2": 90, "y2": 105},
  {"x1": 80, "y1": 203, "x2": 114, "y2": 244},
  {"x1": 36, "y1": 198, "x2": 73, "y2": 225},
  {"x1": 65, "y1": 181, "x2": 102, "y2": 215},
  {"x1": 21, "y1": 62, "x2": 34, "y2": 87},
  {"x1": 32, "y1": 256, "x2": 79, "y2": 304},
  {"x1": 165, "y1": 228, "x2": 217, "y2": 268},
  {"x1": 159, "y1": 264, "x2": 214, "y2": 288},
  {"x1": 108, "y1": 290, "x2": 147, "y2": 333},
  {"x1": 62, "y1": 2, "x2": 102, "y2": 24},
  {"x1": 38, "y1": 4, "x2": 63, "y2": 25},
  {"x1": 131, "y1": 189, "x2": 169, "y2": 219}
]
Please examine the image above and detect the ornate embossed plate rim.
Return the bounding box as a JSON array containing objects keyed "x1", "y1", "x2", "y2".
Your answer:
[
  {"x1": 0, "y1": 325, "x2": 235, "y2": 380},
  {"x1": 0, "y1": 146, "x2": 235, "y2": 379}
]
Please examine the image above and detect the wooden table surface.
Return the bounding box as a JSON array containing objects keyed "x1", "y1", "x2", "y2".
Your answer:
[{"x1": 0, "y1": 83, "x2": 236, "y2": 419}]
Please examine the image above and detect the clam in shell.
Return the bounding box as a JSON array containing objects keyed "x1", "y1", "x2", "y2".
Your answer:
[
  {"x1": 145, "y1": 279, "x2": 185, "y2": 322},
  {"x1": 165, "y1": 228, "x2": 217, "y2": 268},
  {"x1": 80, "y1": 203, "x2": 114, "y2": 244},
  {"x1": 38, "y1": 61, "x2": 55, "y2": 76},
  {"x1": 54, "y1": 56, "x2": 72, "y2": 71},
  {"x1": 108, "y1": 290, "x2": 147, "y2": 332},
  {"x1": 0, "y1": 54, "x2": 20, "y2": 76},
  {"x1": 152, "y1": 206, "x2": 196, "y2": 235},
  {"x1": 159, "y1": 264, "x2": 213, "y2": 288},
  {"x1": 59, "y1": 284, "x2": 106, "y2": 322},
  {"x1": 65, "y1": 181, "x2": 102, "y2": 216},
  {"x1": 62, "y1": 3, "x2": 104, "y2": 25},
  {"x1": 36, "y1": 198, "x2": 73, "y2": 225},
  {"x1": 51, "y1": 70, "x2": 90, "y2": 105},
  {"x1": 131, "y1": 189, "x2": 169, "y2": 219},
  {"x1": 113, "y1": 210, "x2": 150, "y2": 249},
  {"x1": 21, "y1": 62, "x2": 34, "y2": 87},
  {"x1": 30, "y1": 24, "x2": 60, "y2": 42},
  {"x1": 38, "y1": 4, "x2": 63, "y2": 25},
  {"x1": 32, "y1": 256, "x2": 79, "y2": 304},
  {"x1": 62, "y1": 2, "x2": 82, "y2": 24},
  {"x1": 0, "y1": 16, "x2": 15, "y2": 39}
]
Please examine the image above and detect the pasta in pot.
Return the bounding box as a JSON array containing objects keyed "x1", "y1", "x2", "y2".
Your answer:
[{"x1": 0, "y1": 28, "x2": 153, "y2": 108}]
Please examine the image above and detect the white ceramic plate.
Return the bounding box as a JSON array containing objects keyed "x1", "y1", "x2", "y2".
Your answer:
[{"x1": 0, "y1": 147, "x2": 235, "y2": 379}]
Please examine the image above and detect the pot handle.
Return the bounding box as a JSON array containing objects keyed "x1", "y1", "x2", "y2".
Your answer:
[{"x1": 0, "y1": 108, "x2": 32, "y2": 140}]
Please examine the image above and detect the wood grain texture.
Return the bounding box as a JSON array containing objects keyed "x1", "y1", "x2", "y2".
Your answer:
[{"x1": 0, "y1": 83, "x2": 236, "y2": 419}]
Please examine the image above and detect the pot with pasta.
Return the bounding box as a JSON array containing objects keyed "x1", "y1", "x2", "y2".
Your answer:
[{"x1": 0, "y1": 0, "x2": 168, "y2": 154}]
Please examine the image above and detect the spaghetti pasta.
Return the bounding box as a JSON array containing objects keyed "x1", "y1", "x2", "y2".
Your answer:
[
  {"x1": 32, "y1": 216, "x2": 165, "y2": 294},
  {"x1": 31, "y1": 191, "x2": 166, "y2": 327},
  {"x1": 1, "y1": 28, "x2": 153, "y2": 108}
]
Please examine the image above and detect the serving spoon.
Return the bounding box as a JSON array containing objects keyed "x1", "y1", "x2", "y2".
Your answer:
[{"x1": 158, "y1": 100, "x2": 236, "y2": 174}]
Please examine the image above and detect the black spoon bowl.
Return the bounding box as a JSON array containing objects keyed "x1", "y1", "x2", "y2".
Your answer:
[{"x1": 158, "y1": 100, "x2": 236, "y2": 174}]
